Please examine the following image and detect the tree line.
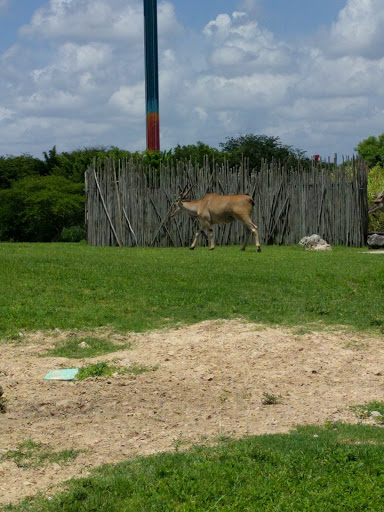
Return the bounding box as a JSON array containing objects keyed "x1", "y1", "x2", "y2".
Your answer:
[{"x1": 0, "y1": 133, "x2": 382, "y2": 242}]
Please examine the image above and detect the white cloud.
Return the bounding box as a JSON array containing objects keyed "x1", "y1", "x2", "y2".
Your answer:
[
  {"x1": 324, "y1": 0, "x2": 384, "y2": 59},
  {"x1": 0, "y1": 106, "x2": 14, "y2": 122},
  {"x1": 185, "y1": 72, "x2": 291, "y2": 110},
  {"x1": 203, "y1": 12, "x2": 294, "y2": 73},
  {"x1": 238, "y1": 0, "x2": 261, "y2": 17},
  {"x1": 1, "y1": 0, "x2": 384, "y2": 158},
  {"x1": 108, "y1": 84, "x2": 145, "y2": 118},
  {"x1": 20, "y1": 0, "x2": 143, "y2": 42},
  {"x1": 20, "y1": 0, "x2": 182, "y2": 43}
]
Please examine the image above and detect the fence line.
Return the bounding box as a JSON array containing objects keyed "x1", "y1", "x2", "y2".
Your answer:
[{"x1": 85, "y1": 157, "x2": 368, "y2": 247}]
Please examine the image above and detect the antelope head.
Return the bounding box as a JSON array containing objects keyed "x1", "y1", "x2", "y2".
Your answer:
[
  {"x1": 170, "y1": 182, "x2": 195, "y2": 217},
  {"x1": 368, "y1": 190, "x2": 384, "y2": 214}
]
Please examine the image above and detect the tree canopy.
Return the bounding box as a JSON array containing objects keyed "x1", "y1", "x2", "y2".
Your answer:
[
  {"x1": 355, "y1": 134, "x2": 384, "y2": 167},
  {"x1": 219, "y1": 134, "x2": 308, "y2": 170},
  {"x1": 0, "y1": 175, "x2": 84, "y2": 242}
]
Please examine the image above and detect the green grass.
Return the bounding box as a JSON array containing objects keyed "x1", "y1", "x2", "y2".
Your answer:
[
  {"x1": 0, "y1": 243, "x2": 384, "y2": 337},
  {"x1": 2, "y1": 244, "x2": 384, "y2": 510},
  {"x1": 75, "y1": 361, "x2": 156, "y2": 380},
  {"x1": 42, "y1": 335, "x2": 131, "y2": 358},
  {"x1": 3, "y1": 423, "x2": 384, "y2": 511},
  {"x1": 261, "y1": 392, "x2": 283, "y2": 405},
  {"x1": 1, "y1": 439, "x2": 80, "y2": 469},
  {"x1": 352, "y1": 401, "x2": 384, "y2": 422}
]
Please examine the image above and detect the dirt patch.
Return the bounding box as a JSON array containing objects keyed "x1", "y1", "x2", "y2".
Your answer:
[{"x1": 1, "y1": 320, "x2": 384, "y2": 505}]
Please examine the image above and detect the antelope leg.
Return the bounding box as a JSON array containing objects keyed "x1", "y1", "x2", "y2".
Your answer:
[
  {"x1": 190, "y1": 229, "x2": 204, "y2": 250},
  {"x1": 208, "y1": 229, "x2": 215, "y2": 250}
]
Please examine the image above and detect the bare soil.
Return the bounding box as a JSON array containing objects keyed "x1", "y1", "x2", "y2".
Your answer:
[{"x1": 1, "y1": 320, "x2": 384, "y2": 506}]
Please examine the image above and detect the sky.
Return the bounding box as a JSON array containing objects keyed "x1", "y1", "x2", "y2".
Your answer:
[{"x1": 0, "y1": 0, "x2": 383, "y2": 159}]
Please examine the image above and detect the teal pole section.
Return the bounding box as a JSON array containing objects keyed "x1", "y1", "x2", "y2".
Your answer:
[{"x1": 144, "y1": 0, "x2": 160, "y2": 151}]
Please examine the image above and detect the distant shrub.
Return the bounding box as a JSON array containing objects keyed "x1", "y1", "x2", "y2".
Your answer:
[
  {"x1": 367, "y1": 164, "x2": 384, "y2": 231},
  {"x1": 59, "y1": 225, "x2": 85, "y2": 242}
]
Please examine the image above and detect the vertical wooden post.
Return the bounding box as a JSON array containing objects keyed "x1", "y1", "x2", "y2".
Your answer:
[{"x1": 144, "y1": 0, "x2": 160, "y2": 151}]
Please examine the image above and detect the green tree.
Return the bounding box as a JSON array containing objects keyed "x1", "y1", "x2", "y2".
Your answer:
[
  {"x1": 367, "y1": 163, "x2": 384, "y2": 232},
  {"x1": 0, "y1": 175, "x2": 84, "y2": 242},
  {"x1": 355, "y1": 134, "x2": 384, "y2": 167},
  {"x1": 41, "y1": 146, "x2": 61, "y2": 175},
  {"x1": 0, "y1": 154, "x2": 45, "y2": 189},
  {"x1": 48, "y1": 146, "x2": 133, "y2": 182},
  {"x1": 219, "y1": 134, "x2": 309, "y2": 170},
  {"x1": 171, "y1": 141, "x2": 224, "y2": 165}
]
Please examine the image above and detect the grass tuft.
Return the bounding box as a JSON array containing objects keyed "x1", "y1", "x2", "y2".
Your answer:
[
  {"x1": 42, "y1": 336, "x2": 131, "y2": 359},
  {"x1": 1, "y1": 439, "x2": 80, "y2": 468},
  {"x1": 351, "y1": 401, "x2": 384, "y2": 422},
  {"x1": 76, "y1": 362, "x2": 157, "y2": 381},
  {"x1": 261, "y1": 392, "x2": 283, "y2": 405}
]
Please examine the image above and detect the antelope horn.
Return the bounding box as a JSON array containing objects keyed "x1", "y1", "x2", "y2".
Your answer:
[{"x1": 181, "y1": 182, "x2": 195, "y2": 199}]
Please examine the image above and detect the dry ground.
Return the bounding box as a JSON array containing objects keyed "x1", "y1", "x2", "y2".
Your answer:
[{"x1": 1, "y1": 320, "x2": 384, "y2": 505}]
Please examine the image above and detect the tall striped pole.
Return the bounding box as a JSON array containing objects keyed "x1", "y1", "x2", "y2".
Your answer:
[{"x1": 143, "y1": 0, "x2": 160, "y2": 151}]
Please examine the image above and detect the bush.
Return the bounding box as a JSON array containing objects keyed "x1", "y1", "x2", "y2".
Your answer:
[
  {"x1": 367, "y1": 164, "x2": 384, "y2": 232},
  {"x1": 0, "y1": 175, "x2": 84, "y2": 242},
  {"x1": 59, "y1": 226, "x2": 85, "y2": 242}
]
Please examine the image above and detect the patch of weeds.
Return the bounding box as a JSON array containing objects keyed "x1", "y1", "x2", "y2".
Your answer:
[
  {"x1": 343, "y1": 341, "x2": 367, "y2": 350},
  {"x1": 216, "y1": 434, "x2": 234, "y2": 443},
  {"x1": 76, "y1": 362, "x2": 158, "y2": 381},
  {"x1": 125, "y1": 363, "x2": 158, "y2": 375},
  {"x1": 219, "y1": 391, "x2": 229, "y2": 404},
  {"x1": 43, "y1": 336, "x2": 131, "y2": 359},
  {"x1": 1, "y1": 331, "x2": 25, "y2": 344},
  {"x1": 293, "y1": 326, "x2": 313, "y2": 336},
  {"x1": 173, "y1": 433, "x2": 189, "y2": 453},
  {"x1": 351, "y1": 401, "x2": 384, "y2": 422},
  {"x1": 261, "y1": 392, "x2": 283, "y2": 406},
  {"x1": 1, "y1": 439, "x2": 80, "y2": 468},
  {"x1": 76, "y1": 362, "x2": 114, "y2": 380},
  {"x1": 342, "y1": 336, "x2": 368, "y2": 350}
]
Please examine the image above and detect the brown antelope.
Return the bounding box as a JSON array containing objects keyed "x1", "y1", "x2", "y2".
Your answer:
[
  {"x1": 170, "y1": 185, "x2": 261, "y2": 252},
  {"x1": 368, "y1": 190, "x2": 384, "y2": 213}
]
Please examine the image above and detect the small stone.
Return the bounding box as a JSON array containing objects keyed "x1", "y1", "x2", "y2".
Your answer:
[
  {"x1": 367, "y1": 234, "x2": 384, "y2": 249},
  {"x1": 371, "y1": 411, "x2": 382, "y2": 417}
]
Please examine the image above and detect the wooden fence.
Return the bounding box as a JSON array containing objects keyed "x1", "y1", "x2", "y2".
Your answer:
[{"x1": 85, "y1": 157, "x2": 368, "y2": 248}]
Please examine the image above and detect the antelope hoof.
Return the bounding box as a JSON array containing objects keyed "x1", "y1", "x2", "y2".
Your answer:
[
  {"x1": 257, "y1": 247, "x2": 261, "y2": 252},
  {"x1": 209, "y1": 247, "x2": 215, "y2": 251},
  {"x1": 189, "y1": 246, "x2": 195, "y2": 250}
]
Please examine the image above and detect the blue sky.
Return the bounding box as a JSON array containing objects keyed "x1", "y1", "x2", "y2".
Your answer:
[{"x1": 1, "y1": 0, "x2": 383, "y2": 159}]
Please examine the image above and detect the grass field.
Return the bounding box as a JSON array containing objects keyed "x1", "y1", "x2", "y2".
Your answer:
[
  {"x1": 3, "y1": 424, "x2": 384, "y2": 511},
  {"x1": 0, "y1": 242, "x2": 383, "y2": 337},
  {"x1": 1, "y1": 242, "x2": 384, "y2": 511}
]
